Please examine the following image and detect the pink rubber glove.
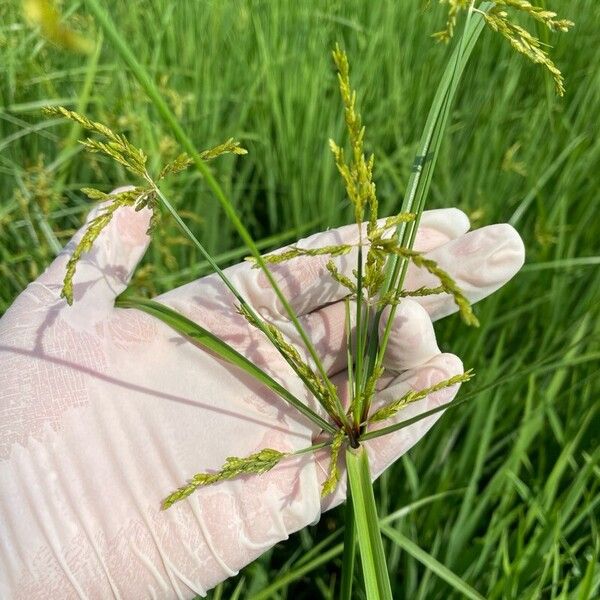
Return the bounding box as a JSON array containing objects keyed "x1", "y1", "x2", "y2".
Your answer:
[{"x1": 0, "y1": 200, "x2": 524, "y2": 598}]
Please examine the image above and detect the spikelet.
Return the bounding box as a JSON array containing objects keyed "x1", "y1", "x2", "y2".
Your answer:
[
  {"x1": 46, "y1": 106, "x2": 246, "y2": 304},
  {"x1": 237, "y1": 304, "x2": 341, "y2": 419},
  {"x1": 433, "y1": 0, "x2": 471, "y2": 42},
  {"x1": 61, "y1": 187, "x2": 149, "y2": 304},
  {"x1": 326, "y1": 260, "x2": 358, "y2": 295},
  {"x1": 483, "y1": 6, "x2": 571, "y2": 96},
  {"x1": 162, "y1": 448, "x2": 287, "y2": 509},
  {"x1": 376, "y1": 239, "x2": 480, "y2": 326},
  {"x1": 254, "y1": 244, "x2": 353, "y2": 265},
  {"x1": 158, "y1": 140, "x2": 247, "y2": 180},
  {"x1": 369, "y1": 371, "x2": 474, "y2": 424},
  {"x1": 321, "y1": 430, "x2": 346, "y2": 497},
  {"x1": 44, "y1": 106, "x2": 148, "y2": 177}
]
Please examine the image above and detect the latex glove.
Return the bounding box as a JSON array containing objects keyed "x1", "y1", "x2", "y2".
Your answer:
[{"x1": 0, "y1": 200, "x2": 524, "y2": 598}]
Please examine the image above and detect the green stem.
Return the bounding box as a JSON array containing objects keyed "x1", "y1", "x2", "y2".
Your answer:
[
  {"x1": 358, "y1": 302, "x2": 373, "y2": 425},
  {"x1": 340, "y1": 474, "x2": 357, "y2": 600},
  {"x1": 353, "y1": 244, "x2": 364, "y2": 426},
  {"x1": 364, "y1": 2, "x2": 491, "y2": 393},
  {"x1": 84, "y1": 0, "x2": 347, "y2": 428},
  {"x1": 345, "y1": 446, "x2": 393, "y2": 600}
]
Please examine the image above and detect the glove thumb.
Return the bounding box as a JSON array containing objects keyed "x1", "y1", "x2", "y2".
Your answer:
[{"x1": 38, "y1": 187, "x2": 151, "y2": 308}]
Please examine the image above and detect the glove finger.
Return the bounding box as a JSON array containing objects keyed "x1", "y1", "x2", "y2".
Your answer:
[
  {"x1": 416, "y1": 207, "x2": 470, "y2": 252},
  {"x1": 405, "y1": 223, "x2": 525, "y2": 321},
  {"x1": 366, "y1": 352, "x2": 464, "y2": 478},
  {"x1": 38, "y1": 187, "x2": 151, "y2": 309},
  {"x1": 377, "y1": 299, "x2": 440, "y2": 372},
  {"x1": 272, "y1": 208, "x2": 470, "y2": 317},
  {"x1": 191, "y1": 208, "x2": 471, "y2": 320},
  {"x1": 280, "y1": 296, "x2": 439, "y2": 377}
]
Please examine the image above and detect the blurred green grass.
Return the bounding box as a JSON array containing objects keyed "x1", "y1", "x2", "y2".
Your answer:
[{"x1": 1, "y1": 1, "x2": 599, "y2": 598}]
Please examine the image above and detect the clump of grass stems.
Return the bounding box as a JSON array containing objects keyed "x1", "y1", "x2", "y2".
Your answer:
[{"x1": 40, "y1": 0, "x2": 573, "y2": 597}]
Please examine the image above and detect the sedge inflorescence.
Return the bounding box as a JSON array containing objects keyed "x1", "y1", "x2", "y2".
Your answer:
[{"x1": 50, "y1": 43, "x2": 488, "y2": 508}]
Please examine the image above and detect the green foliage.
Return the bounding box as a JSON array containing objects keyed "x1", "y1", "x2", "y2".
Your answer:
[{"x1": 115, "y1": 296, "x2": 336, "y2": 435}]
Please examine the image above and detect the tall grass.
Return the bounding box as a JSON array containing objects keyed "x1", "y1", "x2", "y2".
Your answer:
[{"x1": 1, "y1": 1, "x2": 598, "y2": 598}]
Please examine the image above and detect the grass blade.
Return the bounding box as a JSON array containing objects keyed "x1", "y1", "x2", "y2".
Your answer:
[
  {"x1": 367, "y1": 2, "x2": 490, "y2": 381},
  {"x1": 381, "y1": 525, "x2": 485, "y2": 600},
  {"x1": 115, "y1": 295, "x2": 335, "y2": 433},
  {"x1": 248, "y1": 544, "x2": 344, "y2": 600}
]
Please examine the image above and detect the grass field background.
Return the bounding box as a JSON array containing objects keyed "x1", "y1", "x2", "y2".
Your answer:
[{"x1": 1, "y1": 1, "x2": 599, "y2": 598}]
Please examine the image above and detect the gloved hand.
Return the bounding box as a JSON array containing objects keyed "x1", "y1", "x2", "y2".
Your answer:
[{"x1": 0, "y1": 199, "x2": 524, "y2": 598}]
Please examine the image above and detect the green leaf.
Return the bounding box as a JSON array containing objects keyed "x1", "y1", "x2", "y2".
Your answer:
[
  {"x1": 114, "y1": 296, "x2": 335, "y2": 434},
  {"x1": 366, "y1": 3, "x2": 490, "y2": 397},
  {"x1": 381, "y1": 525, "x2": 485, "y2": 600}
]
